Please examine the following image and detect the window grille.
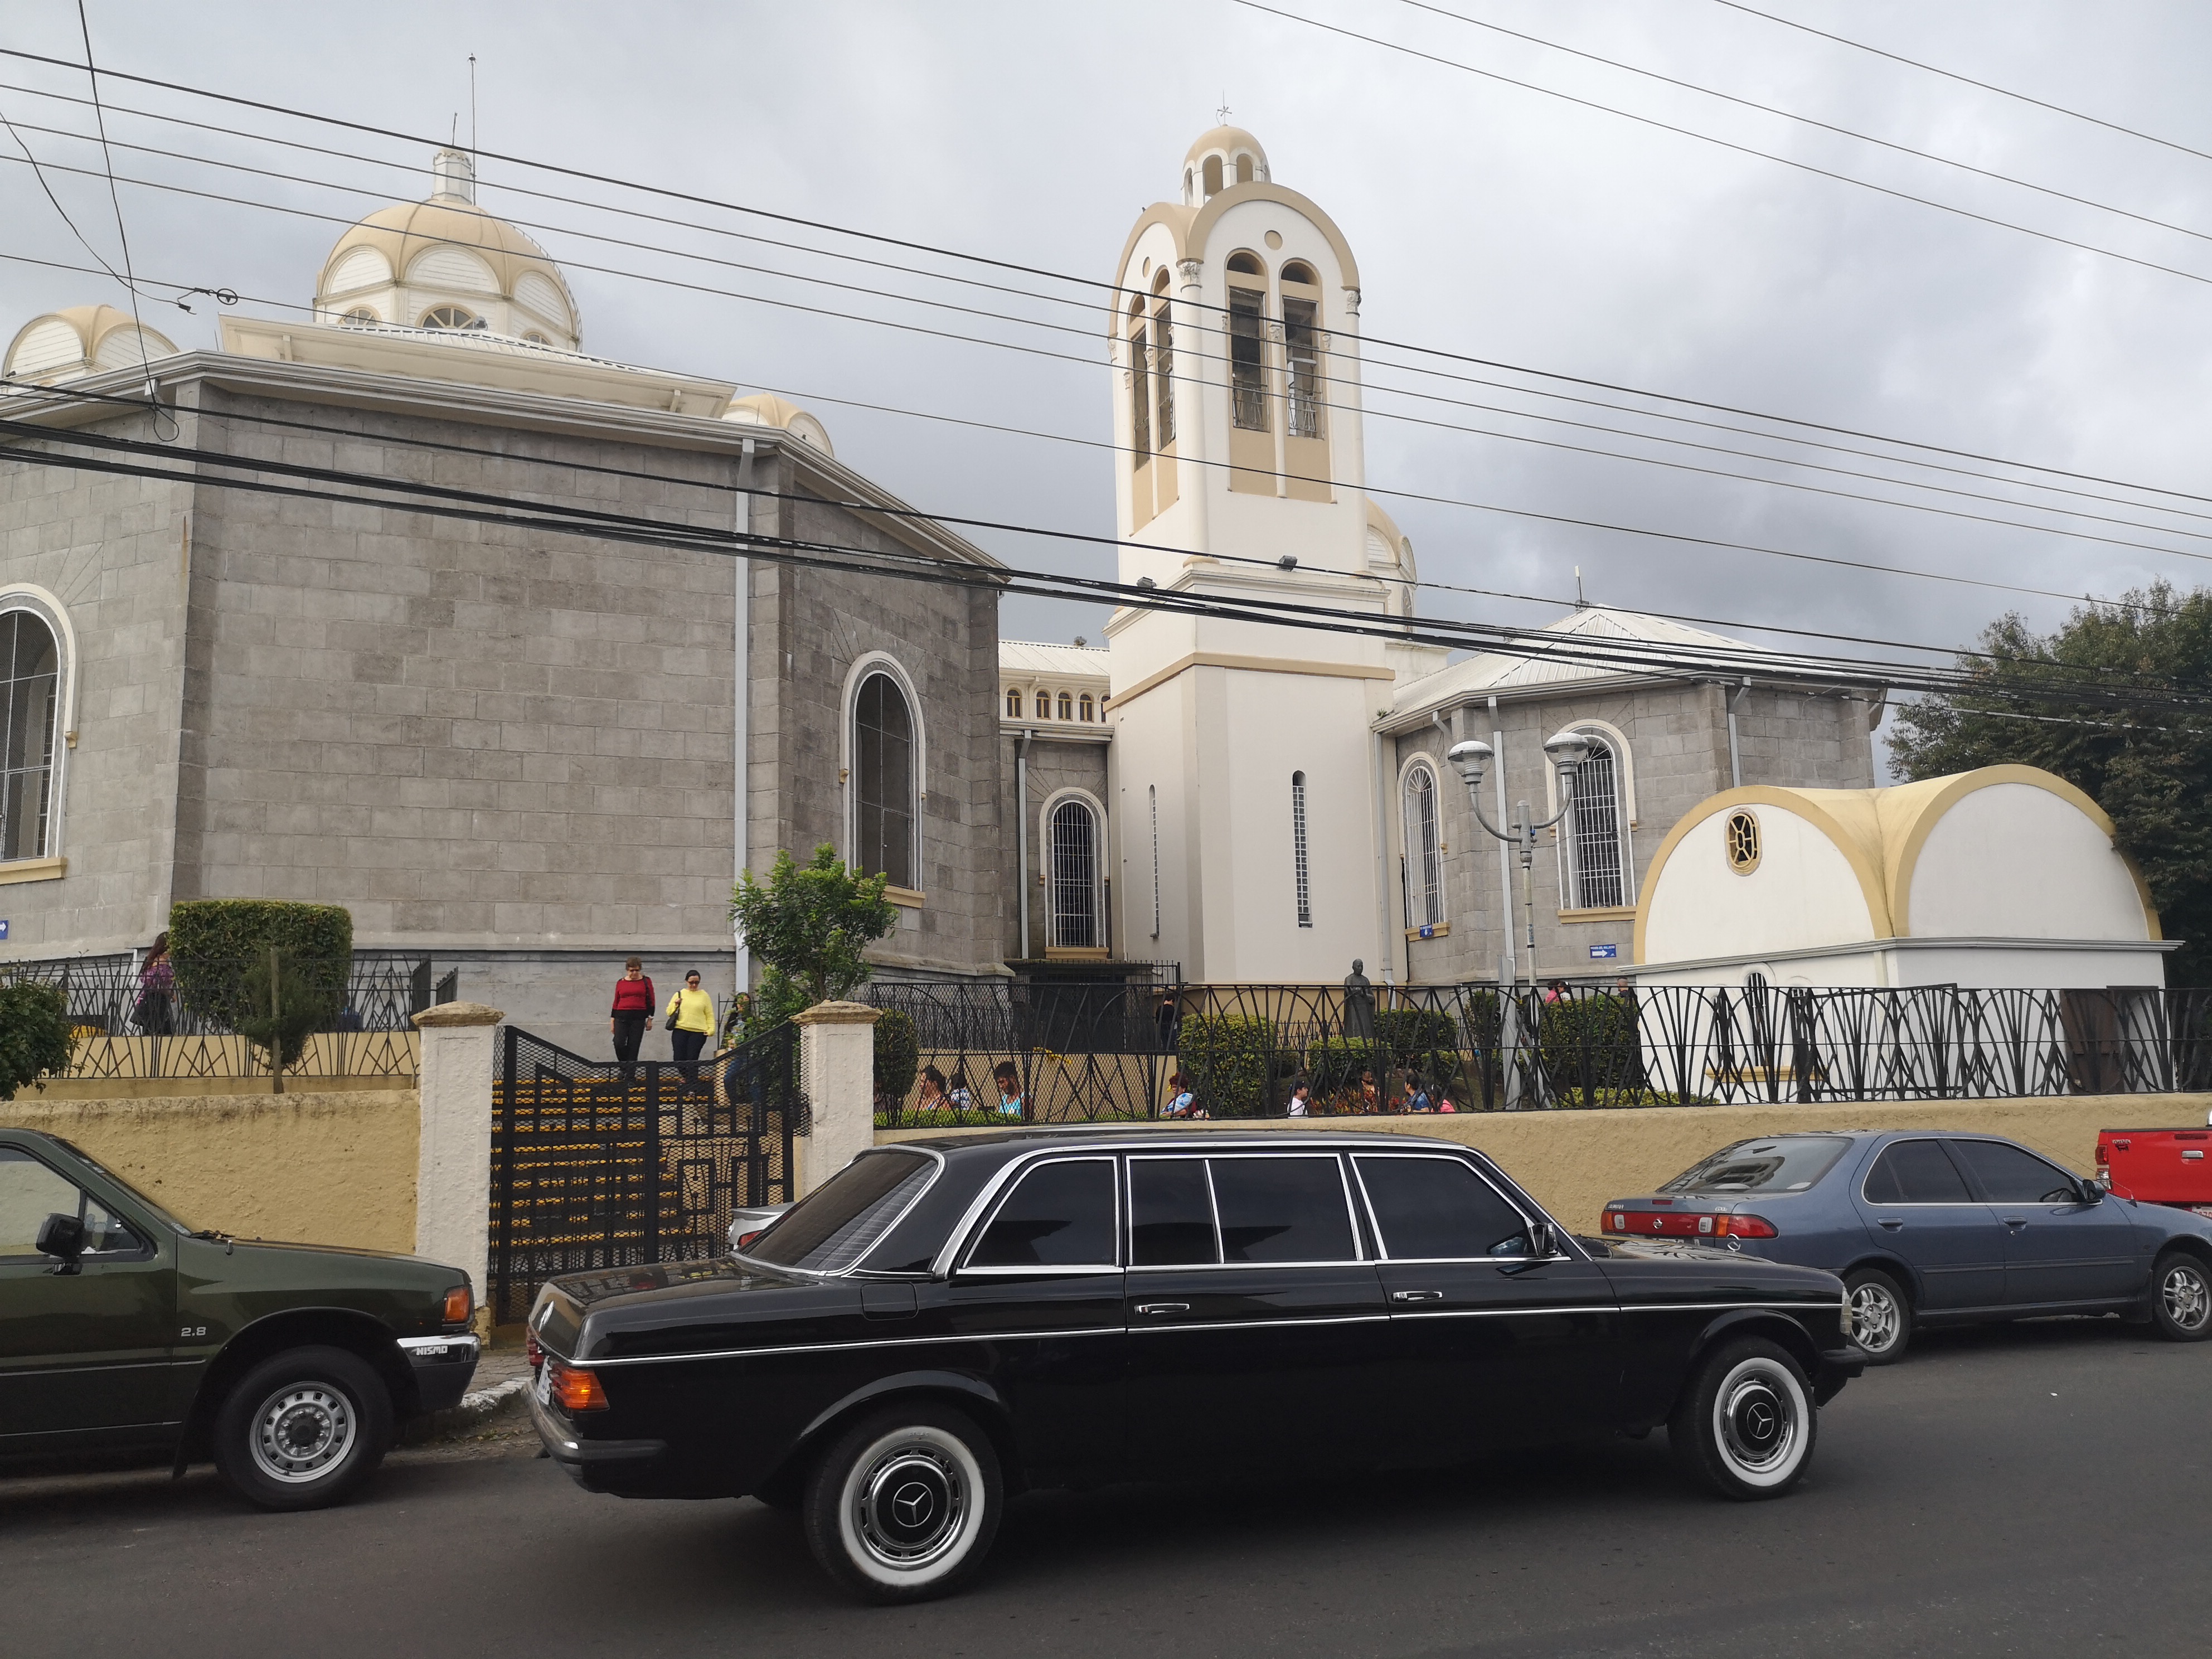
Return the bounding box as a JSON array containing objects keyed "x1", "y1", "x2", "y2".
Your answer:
[
  {"x1": 1291, "y1": 770, "x2": 1312, "y2": 928},
  {"x1": 1128, "y1": 316, "x2": 1151, "y2": 456},
  {"x1": 1283, "y1": 296, "x2": 1323, "y2": 439},
  {"x1": 1152, "y1": 299, "x2": 1175, "y2": 448},
  {"x1": 0, "y1": 610, "x2": 60, "y2": 862},
  {"x1": 1565, "y1": 738, "x2": 1626, "y2": 909},
  {"x1": 1149, "y1": 785, "x2": 1161, "y2": 939},
  {"x1": 1229, "y1": 288, "x2": 1268, "y2": 431},
  {"x1": 853, "y1": 671, "x2": 915, "y2": 890},
  {"x1": 1403, "y1": 763, "x2": 1443, "y2": 928},
  {"x1": 1049, "y1": 799, "x2": 1099, "y2": 949}
]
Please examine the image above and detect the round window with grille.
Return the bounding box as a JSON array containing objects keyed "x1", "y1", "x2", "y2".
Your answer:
[{"x1": 1724, "y1": 808, "x2": 1761, "y2": 875}]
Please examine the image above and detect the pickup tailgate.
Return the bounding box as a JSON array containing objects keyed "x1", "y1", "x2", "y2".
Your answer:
[{"x1": 2098, "y1": 1127, "x2": 2212, "y2": 1210}]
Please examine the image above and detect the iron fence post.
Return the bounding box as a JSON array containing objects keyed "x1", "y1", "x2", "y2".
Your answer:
[
  {"x1": 643, "y1": 1061, "x2": 662, "y2": 1265},
  {"x1": 493, "y1": 1023, "x2": 518, "y2": 1326}
]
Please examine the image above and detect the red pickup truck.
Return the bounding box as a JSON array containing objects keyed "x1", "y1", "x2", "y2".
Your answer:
[{"x1": 2097, "y1": 1119, "x2": 2212, "y2": 1217}]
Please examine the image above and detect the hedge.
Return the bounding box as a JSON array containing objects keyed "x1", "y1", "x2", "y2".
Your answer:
[
  {"x1": 168, "y1": 900, "x2": 353, "y2": 1029},
  {"x1": 873, "y1": 1008, "x2": 920, "y2": 1104},
  {"x1": 1532, "y1": 993, "x2": 1646, "y2": 1098},
  {"x1": 0, "y1": 979, "x2": 75, "y2": 1100},
  {"x1": 1176, "y1": 1012, "x2": 1279, "y2": 1117}
]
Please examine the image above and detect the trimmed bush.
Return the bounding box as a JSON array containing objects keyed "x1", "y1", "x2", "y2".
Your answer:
[
  {"x1": 0, "y1": 979, "x2": 75, "y2": 1100},
  {"x1": 1176, "y1": 1012, "x2": 1278, "y2": 1117},
  {"x1": 1306, "y1": 1037, "x2": 1389, "y2": 1098},
  {"x1": 235, "y1": 955, "x2": 340, "y2": 1087},
  {"x1": 1533, "y1": 993, "x2": 1646, "y2": 1101},
  {"x1": 168, "y1": 900, "x2": 353, "y2": 1029},
  {"x1": 874, "y1": 1008, "x2": 920, "y2": 1104}
]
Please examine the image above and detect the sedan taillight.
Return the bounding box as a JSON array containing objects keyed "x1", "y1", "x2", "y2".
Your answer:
[{"x1": 1719, "y1": 1214, "x2": 1779, "y2": 1239}]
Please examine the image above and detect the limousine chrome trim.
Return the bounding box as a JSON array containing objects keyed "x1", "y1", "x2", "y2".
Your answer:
[
  {"x1": 564, "y1": 1323, "x2": 1131, "y2": 1369},
  {"x1": 740, "y1": 1143, "x2": 949, "y2": 1279},
  {"x1": 955, "y1": 1154, "x2": 1122, "y2": 1275},
  {"x1": 1348, "y1": 1148, "x2": 1541, "y2": 1265}
]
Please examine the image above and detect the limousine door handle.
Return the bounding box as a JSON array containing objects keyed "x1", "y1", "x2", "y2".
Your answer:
[
  {"x1": 1391, "y1": 1290, "x2": 1445, "y2": 1303},
  {"x1": 1134, "y1": 1302, "x2": 1190, "y2": 1317}
]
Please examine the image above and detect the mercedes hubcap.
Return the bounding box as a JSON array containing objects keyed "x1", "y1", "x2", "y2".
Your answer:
[
  {"x1": 854, "y1": 1444, "x2": 967, "y2": 1570},
  {"x1": 250, "y1": 1384, "x2": 356, "y2": 1484},
  {"x1": 1850, "y1": 1284, "x2": 1900, "y2": 1352},
  {"x1": 2164, "y1": 1264, "x2": 2210, "y2": 1332},
  {"x1": 1716, "y1": 1367, "x2": 1798, "y2": 1476}
]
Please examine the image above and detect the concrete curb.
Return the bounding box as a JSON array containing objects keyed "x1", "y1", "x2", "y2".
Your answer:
[{"x1": 410, "y1": 1375, "x2": 531, "y2": 1443}]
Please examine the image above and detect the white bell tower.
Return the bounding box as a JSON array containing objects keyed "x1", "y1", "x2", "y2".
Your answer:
[{"x1": 1105, "y1": 128, "x2": 1443, "y2": 982}]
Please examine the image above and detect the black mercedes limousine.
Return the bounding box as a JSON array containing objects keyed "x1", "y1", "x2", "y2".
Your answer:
[{"x1": 527, "y1": 1129, "x2": 1866, "y2": 1601}]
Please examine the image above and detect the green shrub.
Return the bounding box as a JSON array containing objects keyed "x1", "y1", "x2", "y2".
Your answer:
[
  {"x1": 874, "y1": 1008, "x2": 920, "y2": 1103},
  {"x1": 1533, "y1": 993, "x2": 1646, "y2": 1100},
  {"x1": 1374, "y1": 1007, "x2": 1457, "y2": 1053},
  {"x1": 0, "y1": 979, "x2": 75, "y2": 1100},
  {"x1": 235, "y1": 955, "x2": 341, "y2": 1088},
  {"x1": 1176, "y1": 1012, "x2": 1279, "y2": 1117},
  {"x1": 168, "y1": 900, "x2": 353, "y2": 1029},
  {"x1": 1306, "y1": 1037, "x2": 1389, "y2": 1097}
]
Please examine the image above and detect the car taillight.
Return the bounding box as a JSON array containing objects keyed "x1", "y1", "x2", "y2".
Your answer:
[
  {"x1": 442, "y1": 1284, "x2": 473, "y2": 1326},
  {"x1": 737, "y1": 1229, "x2": 765, "y2": 1249},
  {"x1": 525, "y1": 1333, "x2": 543, "y2": 1371},
  {"x1": 1604, "y1": 1211, "x2": 1626, "y2": 1232},
  {"x1": 1718, "y1": 1214, "x2": 1778, "y2": 1239},
  {"x1": 547, "y1": 1361, "x2": 608, "y2": 1412}
]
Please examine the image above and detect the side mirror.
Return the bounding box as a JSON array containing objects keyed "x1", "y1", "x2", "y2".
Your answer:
[
  {"x1": 2077, "y1": 1177, "x2": 2104, "y2": 1206},
  {"x1": 1526, "y1": 1221, "x2": 1558, "y2": 1259},
  {"x1": 35, "y1": 1211, "x2": 84, "y2": 1268}
]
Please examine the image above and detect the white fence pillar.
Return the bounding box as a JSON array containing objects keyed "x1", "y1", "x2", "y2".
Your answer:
[
  {"x1": 793, "y1": 1000, "x2": 880, "y2": 1194},
  {"x1": 412, "y1": 1001, "x2": 503, "y2": 1331}
]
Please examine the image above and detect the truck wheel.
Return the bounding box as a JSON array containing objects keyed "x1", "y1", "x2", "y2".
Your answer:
[
  {"x1": 802, "y1": 1403, "x2": 1002, "y2": 1603},
  {"x1": 2149, "y1": 1251, "x2": 2212, "y2": 1342},
  {"x1": 1844, "y1": 1268, "x2": 1913, "y2": 1364},
  {"x1": 212, "y1": 1345, "x2": 392, "y2": 1512},
  {"x1": 1670, "y1": 1336, "x2": 1817, "y2": 1501}
]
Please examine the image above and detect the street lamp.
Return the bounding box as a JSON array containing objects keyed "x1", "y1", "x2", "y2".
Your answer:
[{"x1": 1450, "y1": 729, "x2": 1592, "y2": 981}]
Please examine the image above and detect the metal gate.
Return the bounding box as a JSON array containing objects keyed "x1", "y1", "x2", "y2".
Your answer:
[{"x1": 488, "y1": 1022, "x2": 805, "y2": 1326}]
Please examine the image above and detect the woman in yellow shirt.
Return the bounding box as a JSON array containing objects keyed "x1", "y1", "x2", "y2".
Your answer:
[{"x1": 666, "y1": 970, "x2": 716, "y2": 1093}]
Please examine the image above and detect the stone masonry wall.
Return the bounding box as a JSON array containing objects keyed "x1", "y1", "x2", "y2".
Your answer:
[{"x1": 1000, "y1": 729, "x2": 1110, "y2": 959}]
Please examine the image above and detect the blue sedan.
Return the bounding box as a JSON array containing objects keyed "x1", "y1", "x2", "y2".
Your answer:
[{"x1": 1602, "y1": 1131, "x2": 2212, "y2": 1362}]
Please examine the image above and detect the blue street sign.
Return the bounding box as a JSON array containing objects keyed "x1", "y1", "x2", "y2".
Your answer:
[
  {"x1": 0, "y1": 919, "x2": 9, "y2": 940},
  {"x1": 1588, "y1": 942, "x2": 1617, "y2": 960},
  {"x1": 1418, "y1": 923, "x2": 1434, "y2": 939}
]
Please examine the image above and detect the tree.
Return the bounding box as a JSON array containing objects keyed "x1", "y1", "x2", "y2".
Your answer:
[
  {"x1": 0, "y1": 979, "x2": 76, "y2": 1101},
  {"x1": 1888, "y1": 582, "x2": 2212, "y2": 981},
  {"x1": 235, "y1": 952, "x2": 341, "y2": 1092},
  {"x1": 730, "y1": 845, "x2": 899, "y2": 1031}
]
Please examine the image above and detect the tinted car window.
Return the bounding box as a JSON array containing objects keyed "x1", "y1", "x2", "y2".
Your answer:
[
  {"x1": 1210, "y1": 1157, "x2": 1356, "y2": 1263},
  {"x1": 1356, "y1": 1155, "x2": 1530, "y2": 1259},
  {"x1": 1129, "y1": 1158, "x2": 1217, "y2": 1265},
  {"x1": 745, "y1": 1149, "x2": 933, "y2": 1272},
  {"x1": 1862, "y1": 1139, "x2": 1972, "y2": 1204},
  {"x1": 1661, "y1": 1136, "x2": 1851, "y2": 1195},
  {"x1": 1950, "y1": 1139, "x2": 2082, "y2": 1205},
  {"x1": 968, "y1": 1159, "x2": 1117, "y2": 1268}
]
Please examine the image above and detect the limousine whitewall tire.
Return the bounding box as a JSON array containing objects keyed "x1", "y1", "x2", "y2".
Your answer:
[
  {"x1": 803, "y1": 1403, "x2": 1003, "y2": 1603},
  {"x1": 1670, "y1": 1337, "x2": 1816, "y2": 1501}
]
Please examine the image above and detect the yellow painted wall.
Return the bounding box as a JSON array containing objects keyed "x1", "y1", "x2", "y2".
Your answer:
[
  {"x1": 4, "y1": 1090, "x2": 421, "y2": 1253},
  {"x1": 883, "y1": 1094, "x2": 2212, "y2": 1235}
]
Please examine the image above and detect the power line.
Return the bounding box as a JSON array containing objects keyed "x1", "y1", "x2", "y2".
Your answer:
[
  {"x1": 1711, "y1": 1, "x2": 2212, "y2": 168},
  {"x1": 1232, "y1": 0, "x2": 2212, "y2": 291},
  {"x1": 71, "y1": 0, "x2": 154, "y2": 405},
  {"x1": 7, "y1": 45, "x2": 2212, "y2": 515},
  {"x1": 1400, "y1": 0, "x2": 2212, "y2": 248}
]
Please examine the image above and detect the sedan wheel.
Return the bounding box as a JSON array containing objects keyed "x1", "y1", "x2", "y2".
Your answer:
[
  {"x1": 1844, "y1": 1269, "x2": 1913, "y2": 1364},
  {"x1": 1670, "y1": 1336, "x2": 1817, "y2": 1501},
  {"x1": 803, "y1": 1404, "x2": 1002, "y2": 1602},
  {"x1": 2150, "y1": 1252, "x2": 2212, "y2": 1342}
]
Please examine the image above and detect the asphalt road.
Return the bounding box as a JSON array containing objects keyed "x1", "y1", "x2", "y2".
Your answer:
[{"x1": 3, "y1": 1319, "x2": 2204, "y2": 1659}]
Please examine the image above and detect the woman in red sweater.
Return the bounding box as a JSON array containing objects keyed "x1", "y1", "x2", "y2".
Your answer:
[{"x1": 610, "y1": 957, "x2": 655, "y2": 1083}]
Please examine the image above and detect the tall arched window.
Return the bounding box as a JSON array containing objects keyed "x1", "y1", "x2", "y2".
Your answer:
[
  {"x1": 1564, "y1": 734, "x2": 1628, "y2": 909},
  {"x1": 1057, "y1": 691, "x2": 1074, "y2": 721},
  {"x1": 1079, "y1": 693, "x2": 1095, "y2": 723},
  {"x1": 1127, "y1": 299, "x2": 1151, "y2": 458},
  {"x1": 1034, "y1": 691, "x2": 1050, "y2": 719},
  {"x1": 853, "y1": 670, "x2": 916, "y2": 890},
  {"x1": 1291, "y1": 770, "x2": 1312, "y2": 928},
  {"x1": 1403, "y1": 762, "x2": 1443, "y2": 929},
  {"x1": 1226, "y1": 260, "x2": 1269, "y2": 433},
  {"x1": 1202, "y1": 154, "x2": 1224, "y2": 197},
  {"x1": 1151, "y1": 272, "x2": 1175, "y2": 449},
  {"x1": 1048, "y1": 798, "x2": 1101, "y2": 950},
  {"x1": 1006, "y1": 687, "x2": 1022, "y2": 717},
  {"x1": 0, "y1": 609, "x2": 61, "y2": 862}
]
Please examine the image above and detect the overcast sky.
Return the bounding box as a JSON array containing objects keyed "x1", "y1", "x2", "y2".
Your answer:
[{"x1": 7, "y1": 1, "x2": 2212, "y2": 759}]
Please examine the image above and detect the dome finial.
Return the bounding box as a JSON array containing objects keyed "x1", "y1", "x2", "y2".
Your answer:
[{"x1": 431, "y1": 147, "x2": 476, "y2": 204}]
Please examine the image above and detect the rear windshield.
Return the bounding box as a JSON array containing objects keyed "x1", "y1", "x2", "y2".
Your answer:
[
  {"x1": 1661, "y1": 1136, "x2": 1851, "y2": 1196},
  {"x1": 743, "y1": 1149, "x2": 934, "y2": 1273}
]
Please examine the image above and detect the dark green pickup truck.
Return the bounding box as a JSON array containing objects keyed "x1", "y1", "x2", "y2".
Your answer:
[{"x1": 1, "y1": 1127, "x2": 478, "y2": 1510}]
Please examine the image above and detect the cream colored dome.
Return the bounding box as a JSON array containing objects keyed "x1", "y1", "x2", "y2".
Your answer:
[
  {"x1": 1181, "y1": 126, "x2": 1270, "y2": 204},
  {"x1": 314, "y1": 149, "x2": 583, "y2": 350},
  {"x1": 3, "y1": 304, "x2": 178, "y2": 387},
  {"x1": 723, "y1": 392, "x2": 834, "y2": 458}
]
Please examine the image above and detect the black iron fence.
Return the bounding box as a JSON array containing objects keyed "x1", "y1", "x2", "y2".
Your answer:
[
  {"x1": 488, "y1": 1022, "x2": 806, "y2": 1325},
  {"x1": 0, "y1": 949, "x2": 450, "y2": 1080},
  {"x1": 858, "y1": 978, "x2": 2212, "y2": 1123}
]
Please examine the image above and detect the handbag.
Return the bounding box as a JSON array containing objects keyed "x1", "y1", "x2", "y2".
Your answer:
[{"x1": 664, "y1": 997, "x2": 681, "y2": 1032}]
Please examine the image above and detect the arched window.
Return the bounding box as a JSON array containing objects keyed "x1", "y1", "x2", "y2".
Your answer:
[
  {"x1": 1403, "y1": 762, "x2": 1443, "y2": 929},
  {"x1": 1127, "y1": 298, "x2": 1151, "y2": 457},
  {"x1": 1, "y1": 609, "x2": 61, "y2": 862},
  {"x1": 1235, "y1": 153, "x2": 1255, "y2": 185},
  {"x1": 1048, "y1": 797, "x2": 1101, "y2": 950},
  {"x1": 339, "y1": 307, "x2": 379, "y2": 328},
  {"x1": 1226, "y1": 251, "x2": 1265, "y2": 276},
  {"x1": 1228, "y1": 289, "x2": 1268, "y2": 433},
  {"x1": 1057, "y1": 691, "x2": 1074, "y2": 721},
  {"x1": 1563, "y1": 734, "x2": 1628, "y2": 909},
  {"x1": 1006, "y1": 687, "x2": 1022, "y2": 717},
  {"x1": 1283, "y1": 294, "x2": 1322, "y2": 439},
  {"x1": 1079, "y1": 693, "x2": 1095, "y2": 723},
  {"x1": 853, "y1": 670, "x2": 916, "y2": 890},
  {"x1": 1291, "y1": 770, "x2": 1312, "y2": 928},
  {"x1": 1151, "y1": 271, "x2": 1175, "y2": 449},
  {"x1": 419, "y1": 306, "x2": 484, "y2": 331},
  {"x1": 1280, "y1": 260, "x2": 1318, "y2": 285},
  {"x1": 1202, "y1": 154, "x2": 1224, "y2": 197},
  {"x1": 1034, "y1": 691, "x2": 1050, "y2": 719}
]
